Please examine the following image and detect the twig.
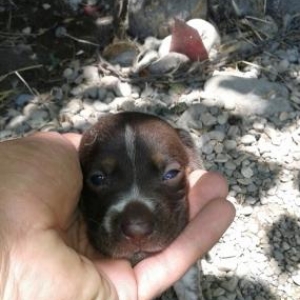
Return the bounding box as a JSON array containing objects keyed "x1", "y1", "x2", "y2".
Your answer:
[
  {"x1": 64, "y1": 33, "x2": 99, "y2": 47},
  {"x1": 0, "y1": 64, "x2": 43, "y2": 82},
  {"x1": 14, "y1": 71, "x2": 37, "y2": 96}
]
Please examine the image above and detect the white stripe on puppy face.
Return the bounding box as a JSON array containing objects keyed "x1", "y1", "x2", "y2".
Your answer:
[
  {"x1": 125, "y1": 125, "x2": 136, "y2": 170},
  {"x1": 103, "y1": 125, "x2": 155, "y2": 234},
  {"x1": 124, "y1": 124, "x2": 140, "y2": 201}
]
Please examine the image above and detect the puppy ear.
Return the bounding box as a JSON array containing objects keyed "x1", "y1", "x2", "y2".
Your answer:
[{"x1": 176, "y1": 128, "x2": 203, "y2": 170}]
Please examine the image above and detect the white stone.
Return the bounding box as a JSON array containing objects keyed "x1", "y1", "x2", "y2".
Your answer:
[
  {"x1": 117, "y1": 81, "x2": 132, "y2": 97},
  {"x1": 241, "y1": 166, "x2": 254, "y2": 178},
  {"x1": 82, "y1": 66, "x2": 100, "y2": 82},
  {"x1": 63, "y1": 68, "x2": 74, "y2": 80},
  {"x1": 241, "y1": 134, "x2": 256, "y2": 145}
]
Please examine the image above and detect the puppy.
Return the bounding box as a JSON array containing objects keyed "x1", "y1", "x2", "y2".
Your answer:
[{"x1": 79, "y1": 112, "x2": 203, "y2": 300}]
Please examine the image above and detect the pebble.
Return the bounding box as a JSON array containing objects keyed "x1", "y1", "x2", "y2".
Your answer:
[
  {"x1": 82, "y1": 66, "x2": 100, "y2": 82},
  {"x1": 70, "y1": 115, "x2": 89, "y2": 130},
  {"x1": 241, "y1": 166, "x2": 254, "y2": 178},
  {"x1": 23, "y1": 103, "x2": 39, "y2": 117},
  {"x1": 220, "y1": 277, "x2": 239, "y2": 292},
  {"x1": 201, "y1": 112, "x2": 217, "y2": 126},
  {"x1": 218, "y1": 258, "x2": 238, "y2": 272},
  {"x1": 241, "y1": 134, "x2": 257, "y2": 145},
  {"x1": 241, "y1": 205, "x2": 254, "y2": 216},
  {"x1": 63, "y1": 68, "x2": 74, "y2": 80},
  {"x1": 15, "y1": 94, "x2": 34, "y2": 107},
  {"x1": 70, "y1": 85, "x2": 84, "y2": 96},
  {"x1": 147, "y1": 53, "x2": 190, "y2": 75},
  {"x1": 63, "y1": 98, "x2": 83, "y2": 114},
  {"x1": 117, "y1": 81, "x2": 132, "y2": 97},
  {"x1": 93, "y1": 100, "x2": 110, "y2": 112},
  {"x1": 208, "y1": 130, "x2": 225, "y2": 141},
  {"x1": 224, "y1": 140, "x2": 237, "y2": 150},
  {"x1": 292, "y1": 274, "x2": 300, "y2": 286},
  {"x1": 7, "y1": 115, "x2": 27, "y2": 129},
  {"x1": 212, "y1": 287, "x2": 225, "y2": 297},
  {"x1": 277, "y1": 59, "x2": 290, "y2": 73}
]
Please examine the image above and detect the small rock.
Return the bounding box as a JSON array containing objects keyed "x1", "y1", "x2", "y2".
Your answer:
[
  {"x1": 42, "y1": 3, "x2": 51, "y2": 10},
  {"x1": 108, "y1": 97, "x2": 136, "y2": 111},
  {"x1": 202, "y1": 112, "x2": 217, "y2": 126},
  {"x1": 23, "y1": 103, "x2": 39, "y2": 117},
  {"x1": 63, "y1": 98, "x2": 83, "y2": 114},
  {"x1": 217, "y1": 113, "x2": 229, "y2": 125},
  {"x1": 117, "y1": 81, "x2": 132, "y2": 97},
  {"x1": 15, "y1": 94, "x2": 34, "y2": 107},
  {"x1": 241, "y1": 134, "x2": 256, "y2": 145},
  {"x1": 70, "y1": 115, "x2": 89, "y2": 130},
  {"x1": 98, "y1": 87, "x2": 107, "y2": 101},
  {"x1": 241, "y1": 166, "x2": 254, "y2": 178},
  {"x1": 292, "y1": 274, "x2": 300, "y2": 286},
  {"x1": 214, "y1": 142, "x2": 224, "y2": 154},
  {"x1": 279, "y1": 111, "x2": 290, "y2": 121},
  {"x1": 220, "y1": 277, "x2": 239, "y2": 292},
  {"x1": 0, "y1": 130, "x2": 13, "y2": 140},
  {"x1": 143, "y1": 36, "x2": 161, "y2": 51},
  {"x1": 208, "y1": 130, "x2": 225, "y2": 141},
  {"x1": 63, "y1": 68, "x2": 74, "y2": 80},
  {"x1": 147, "y1": 53, "x2": 190, "y2": 75},
  {"x1": 22, "y1": 27, "x2": 31, "y2": 35},
  {"x1": 93, "y1": 101, "x2": 109, "y2": 112},
  {"x1": 276, "y1": 59, "x2": 290, "y2": 73},
  {"x1": 60, "y1": 121, "x2": 72, "y2": 131},
  {"x1": 218, "y1": 257, "x2": 238, "y2": 272},
  {"x1": 225, "y1": 161, "x2": 237, "y2": 170},
  {"x1": 82, "y1": 65, "x2": 100, "y2": 82},
  {"x1": 202, "y1": 141, "x2": 215, "y2": 155},
  {"x1": 215, "y1": 153, "x2": 229, "y2": 162},
  {"x1": 241, "y1": 205, "x2": 254, "y2": 216},
  {"x1": 70, "y1": 85, "x2": 84, "y2": 96},
  {"x1": 80, "y1": 108, "x2": 93, "y2": 119},
  {"x1": 101, "y1": 75, "x2": 119, "y2": 90},
  {"x1": 28, "y1": 109, "x2": 49, "y2": 123},
  {"x1": 7, "y1": 115, "x2": 27, "y2": 129},
  {"x1": 212, "y1": 287, "x2": 225, "y2": 297},
  {"x1": 224, "y1": 140, "x2": 237, "y2": 150},
  {"x1": 136, "y1": 50, "x2": 159, "y2": 70}
]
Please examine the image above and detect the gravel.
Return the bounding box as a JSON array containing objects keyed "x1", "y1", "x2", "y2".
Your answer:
[{"x1": 1, "y1": 8, "x2": 300, "y2": 300}]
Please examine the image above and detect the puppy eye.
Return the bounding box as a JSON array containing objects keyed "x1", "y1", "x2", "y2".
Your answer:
[
  {"x1": 89, "y1": 172, "x2": 106, "y2": 186},
  {"x1": 162, "y1": 169, "x2": 180, "y2": 181}
]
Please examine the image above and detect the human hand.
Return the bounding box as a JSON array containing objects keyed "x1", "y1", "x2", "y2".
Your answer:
[{"x1": 0, "y1": 132, "x2": 235, "y2": 300}]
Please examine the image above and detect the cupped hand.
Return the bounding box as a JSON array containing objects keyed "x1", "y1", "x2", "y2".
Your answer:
[{"x1": 0, "y1": 133, "x2": 235, "y2": 300}]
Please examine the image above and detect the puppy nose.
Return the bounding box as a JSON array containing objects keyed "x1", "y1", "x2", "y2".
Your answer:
[{"x1": 121, "y1": 202, "x2": 154, "y2": 241}]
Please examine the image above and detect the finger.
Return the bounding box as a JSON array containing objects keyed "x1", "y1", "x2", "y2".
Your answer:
[
  {"x1": 63, "y1": 133, "x2": 82, "y2": 150},
  {"x1": 135, "y1": 198, "x2": 235, "y2": 300},
  {"x1": 188, "y1": 170, "x2": 229, "y2": 219},
  {"x1": 94, "y1": 258, "x2": 138, "y2": 300}
]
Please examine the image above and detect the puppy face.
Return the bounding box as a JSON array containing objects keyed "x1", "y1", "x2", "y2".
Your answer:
[{"x1": 79, "y1": 112, "x2": 201, "y2": 264}]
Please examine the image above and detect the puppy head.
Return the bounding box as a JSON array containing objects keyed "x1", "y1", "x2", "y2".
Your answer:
[{"x1": 79, "y1": 112, "x2": 201, "y2": 264}]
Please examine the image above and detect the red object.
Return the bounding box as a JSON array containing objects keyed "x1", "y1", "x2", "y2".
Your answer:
[{"x1": 170, "y1": 18, "x2": 208, "y2": 62}]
